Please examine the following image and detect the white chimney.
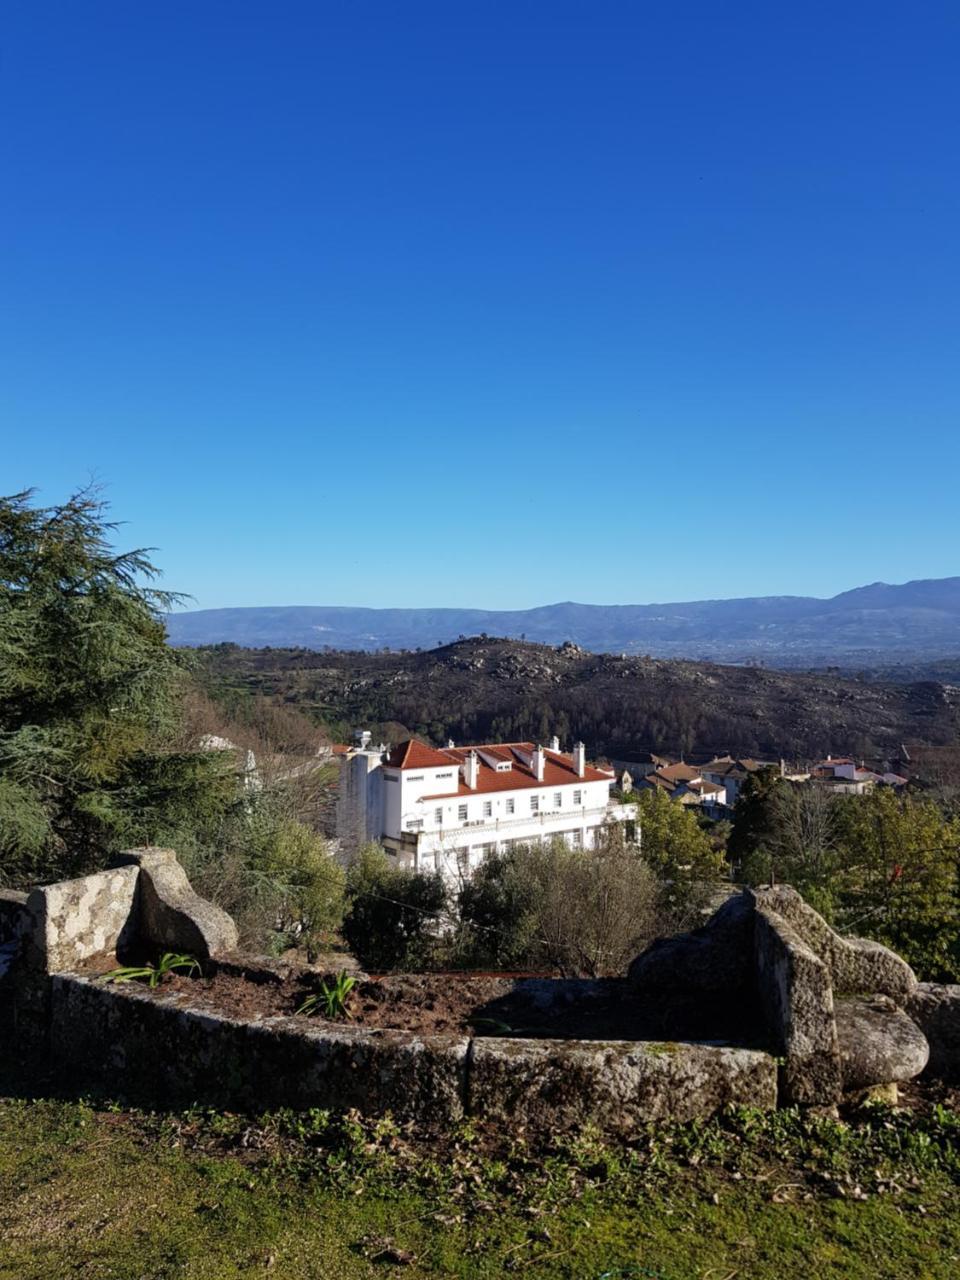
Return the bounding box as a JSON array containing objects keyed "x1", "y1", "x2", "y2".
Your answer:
[
  {"x1": 572, "y1": 741, "x2": 586, "y2": 777},
  {"x1": 462, "y1": 751, "x2": 479, "y2": 789},
  {"x1": 532, "y1": 745, "x2": 546, "y2": 781},
  {"x1": 356, "y1": 729, "x2": 372, "y2": 750},
  {"x1": 447, "y1": 738, "x2": 456, "y2": 749},
  {"x1": 549, "y1": 735, "x2": 560, "y2": 752}
]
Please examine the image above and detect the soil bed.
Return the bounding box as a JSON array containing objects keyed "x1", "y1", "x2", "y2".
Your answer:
[{"x1": 77, "y1": 955, "x2": 767, "y2": 1047}]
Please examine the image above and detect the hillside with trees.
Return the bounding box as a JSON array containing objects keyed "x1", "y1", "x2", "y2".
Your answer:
[{"x1": 195, "y1": 637, "x2": 960, "y2": 763}]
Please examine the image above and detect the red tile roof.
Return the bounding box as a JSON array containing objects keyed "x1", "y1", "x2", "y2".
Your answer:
[
  {"x1": 384, "y1": 739, "x2": 454, "y2": 770},
  {"x1": 382, "y1": 739, "x2": 613, "y2": 798}
]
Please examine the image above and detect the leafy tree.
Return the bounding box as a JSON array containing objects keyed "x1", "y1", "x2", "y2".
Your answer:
[
  {"x1": 184, "y1": 796, "x2": 346, "y2": 956},
  {"x1": 458, "y1": 828, "x2": 661, "y2": 977},
  {"x1": 832, "y1": 789, "x2": 960, "y2": 980},
  {"x1": 635, "y1": 788, "x2": 726, "y2": 882},
  {"x1": 342, "y1": 845, "x2": 447, "y2": 971},
  {"x1": 0, "y1": 488, "x2": 233, "y2": 886},
  {"x1": 456, "y1": 847, "x2": 539, "y2": 970}
]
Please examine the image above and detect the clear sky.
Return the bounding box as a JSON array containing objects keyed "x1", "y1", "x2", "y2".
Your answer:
[{"x1": 2, "y1": 1, "x2": 958, "y2": 611}]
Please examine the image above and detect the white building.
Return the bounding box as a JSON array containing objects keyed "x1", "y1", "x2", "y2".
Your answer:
[{"x1": 337, "y1": 735, "x2": 632, "y2": 880}]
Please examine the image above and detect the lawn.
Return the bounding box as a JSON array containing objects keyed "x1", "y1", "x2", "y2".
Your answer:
[{"x1": 1, "y1": 1087, "x2": 959, "y2": 1279}]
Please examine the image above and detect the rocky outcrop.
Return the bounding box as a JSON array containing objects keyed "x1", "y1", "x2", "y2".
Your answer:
[
  {"x1": 115, "y1": 848, "x2": 238, "y2": 959},
  {"x1": 629, "y1": 884, "x2": 933, "y2": 1103}
]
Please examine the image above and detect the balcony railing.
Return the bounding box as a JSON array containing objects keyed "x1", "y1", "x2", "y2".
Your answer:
[{"x1": 401, "y1": 803, "x2": 631, "y2": 843}]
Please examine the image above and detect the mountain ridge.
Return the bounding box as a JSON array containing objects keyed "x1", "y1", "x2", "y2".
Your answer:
[{"x1": 166, "y1": 576, "x2": 960, "y2": 666}]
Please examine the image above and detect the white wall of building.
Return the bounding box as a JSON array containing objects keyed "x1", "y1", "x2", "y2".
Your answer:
[{"x1": 337, "y1": 745, "x2": 630, "y2": 881}]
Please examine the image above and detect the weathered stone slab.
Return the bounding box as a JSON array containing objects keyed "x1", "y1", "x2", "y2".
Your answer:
[
  {"x1": 754, "y1": 904, "x2": 842, "y2": 1105},
  {"x1": 468, "y1": 1037, "x2": 777, "y2": 1130},
  {"x1": 628, "y1": 891, "x2": 755, "y2": 995},
  {"x1": 24, "y1": 866, "x2": 139, "y2": 974},
  {"x1": 835, "y1": 994, "x2": 929, "y2": 1090},
  {"x1": 906, "y1": 984, "x2": 960, "y2": 1080},
  {"x1": 50, "y1": 974, "x2": 467, "y2": 1124},
  {"x1": 753, "y1": 886, "x2": 917, "y2": 1000},
  {"x1": 115, "y1": 848, "x2": 238, "y2": 959}
]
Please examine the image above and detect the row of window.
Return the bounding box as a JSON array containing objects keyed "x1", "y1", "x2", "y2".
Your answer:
[
  {"x1": 420, "y1": 829, "x2": 587, "y2": 872},
  {"x1": 444, "y1": 790, "x2": 583, "y2": 824}
]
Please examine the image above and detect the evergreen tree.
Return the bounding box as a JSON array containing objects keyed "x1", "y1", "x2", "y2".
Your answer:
[{"x1": 0, "y1": 487, "x2": 233, "y2": 886}]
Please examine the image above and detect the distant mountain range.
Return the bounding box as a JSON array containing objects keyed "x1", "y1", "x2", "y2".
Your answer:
[{"x1": 166, "y1": 577, "x2": 960, "y2": 667}]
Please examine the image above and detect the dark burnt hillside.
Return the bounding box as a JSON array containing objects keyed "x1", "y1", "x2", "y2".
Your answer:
[{"x1": 197, "y1": 638, "x2": 960, "y2": 762}]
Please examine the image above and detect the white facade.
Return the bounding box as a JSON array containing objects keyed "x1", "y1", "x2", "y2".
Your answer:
[{"x1": 337, "y1": 738, "x2": 632, "y2": 880}]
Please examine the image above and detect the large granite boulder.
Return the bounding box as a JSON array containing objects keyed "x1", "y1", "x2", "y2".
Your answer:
[{"x1": 835, "y1": 995, "x2": 929, "y2": 1091}]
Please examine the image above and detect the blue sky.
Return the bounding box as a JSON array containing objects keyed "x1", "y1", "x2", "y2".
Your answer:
[{"x1": 2, "y1": 1, "x2": 958, "y2": 611}]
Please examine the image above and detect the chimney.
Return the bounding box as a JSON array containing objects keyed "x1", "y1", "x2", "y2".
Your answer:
[
  {"x1": 447, "y1": 738, "x2": 455, "y2": 749},
  {"x1": 356, "y1": 729, "x2": 372, "y2": 750},
  {"x1": 462, "y1": 751, "x2": 479, "y2": 789},
  {"x1": 572, "y1": 741, "x2": 586, "y2": 777},
  {"x1": 532, "y1": 745, "x2": 546, "y2": 782},
  {"x1": 549, "y1": 734, "x2": 560, "y2": 752}
]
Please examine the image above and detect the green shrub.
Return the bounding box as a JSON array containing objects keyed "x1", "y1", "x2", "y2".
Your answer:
[{"x1": 342, "y1": 845, "x2": 447, "y2": 971}]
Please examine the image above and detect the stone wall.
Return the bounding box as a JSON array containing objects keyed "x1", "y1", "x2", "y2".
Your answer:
[
  {"x1": 7, "y1": 851, "x2": 955, "y2": 1127},
  {"x1": 49, "y1": 973, "x2": 777, "y2": 1131}
]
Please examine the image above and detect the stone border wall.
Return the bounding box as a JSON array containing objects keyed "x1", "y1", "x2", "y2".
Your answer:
[
  {"x1": 7, "y1": 851, "x2": 958, "y2": 1122},
  {"x1": 49, "y1": 973, "x2": 778, "y2": 1130}
]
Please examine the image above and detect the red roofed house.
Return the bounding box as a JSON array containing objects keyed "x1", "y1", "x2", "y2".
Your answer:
[{"x1": 336, "y1": 732, "x2": 631, "y2": 879}]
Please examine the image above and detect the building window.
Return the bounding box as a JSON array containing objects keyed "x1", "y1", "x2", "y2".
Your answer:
[
  {"x1": 530, "y1": 795, "x2": 539, "y2": 813},
  {"x1": 506, "y1": 798, "x2": 515, "y2": 815},
  {"x1": 573, "y1": 789, "x2": 582, "y2": 805},
  {"x1": 406, "y1": 775, "x2": 424, "y2": 781},
  {"x1": 553, "y1": 792, "x2": 562, "y2": 807},
  {"x1": 457, "y1": 847, "x2": 470, "y2": 873},
  {"x1": 405, "y1": 819, "x2": 423, "y2": 831},
  {"x1": 572, "y1": 830, "x2": 583, "y2": 848},
  {"x1": 483, "y1": 800, "x2": 492, "y2": 818},
  {"x1": 434, "y1": 807, "x2": 443, "y2": 825},
  {"x1": 458, "y1": 803, "x2": 468, "y2": 821}
]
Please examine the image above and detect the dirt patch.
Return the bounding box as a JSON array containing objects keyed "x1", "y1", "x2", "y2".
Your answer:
[{"x1": 79, "y1": 958, "x2": 766, "y2": 1047}]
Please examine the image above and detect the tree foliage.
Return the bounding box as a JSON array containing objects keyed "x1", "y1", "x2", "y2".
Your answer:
[
  {"x1": 341, "y1": 845, "x2": 447, "y2": 971},
  {"x1": 831, "y1": 789, "x2": 960, "y2": 980},
  {"x1": 733, "y1": 772, "x2": 960, "y2": 980},
  {"x1": 635, "y1": 788, "x2": 726, "y2": 881},
  {"x1": 458, "y1": 828, "x2": 661, "y2": 977},
  {"x1": 0, "y1": 488, "x2": 234, "y2": 885}
]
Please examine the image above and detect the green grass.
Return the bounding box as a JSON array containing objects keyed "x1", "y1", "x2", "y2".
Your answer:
[{"x1": 1, "y1": 1093, "x2": 959, "y2": 1279}]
